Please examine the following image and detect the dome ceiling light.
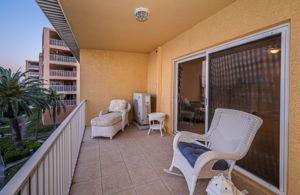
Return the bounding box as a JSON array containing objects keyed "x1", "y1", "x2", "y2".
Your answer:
[{"x1": 134, "y1": 7, "x2": 150, "y2": 22}]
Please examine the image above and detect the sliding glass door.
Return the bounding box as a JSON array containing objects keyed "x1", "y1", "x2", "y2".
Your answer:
[
  {"x1": 175, "y1": 57, "x2": 206, "y2": 134},
  {"x1": 208, "y1": 34, "x2": 282, "y2": 188},
  {"x1": 173, "y1": 24, "x2": 288, "y2": 194}
]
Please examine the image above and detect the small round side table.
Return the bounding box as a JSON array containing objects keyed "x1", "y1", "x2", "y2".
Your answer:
[{"x1": 148, "y1": 112, "x2": 166, "y2": 136}]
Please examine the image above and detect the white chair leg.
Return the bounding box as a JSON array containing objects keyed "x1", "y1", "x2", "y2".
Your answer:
[
  {"x1": 189, "y1": 176, "x2": 197, "y2": 195},
  {"x1": 160, "y1": 128, "x2": 163, "y2": 136},
  {"x1": 147, "y1": 128, "x2": 151, "y2": 135},
  {"x1": 110, "y1": 136, "x2": 112, "y2": 140}
]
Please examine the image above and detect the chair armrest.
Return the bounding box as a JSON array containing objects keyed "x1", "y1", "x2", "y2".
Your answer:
[
  {"x1": 121, "y1": 109, "x2": 128, "y2": 119},
  {"x1": 126, "y1": 103, "x2": 131, "y2": 112},
  {"x1": 193, "y1": 151, "x2": 240, "y2": 174},
  {"x1": 173, "y1": 131, "x2": 209, "y2": 150},
  {"x1": 99, "y1": 109, "x2": 109, "y2": 116}
]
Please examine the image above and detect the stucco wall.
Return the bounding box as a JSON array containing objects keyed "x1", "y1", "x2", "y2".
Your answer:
[
  {"x1": 147, "y1": 50, "x2": 157, "y2": 96},
  {"x1": 152, "y1": 0, "x2": 300, "y2": 193},
  {"x1": 80, "y1": 49, "x2": 148, "y2": 124}
]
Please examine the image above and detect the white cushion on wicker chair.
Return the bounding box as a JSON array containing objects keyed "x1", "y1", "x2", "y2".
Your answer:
[
  {"x1": 91, "y1": 113, "x2": 122, "y2": 126},
  {"x1": 109, "y1": 99, "x2": 127, "y2": 112}
]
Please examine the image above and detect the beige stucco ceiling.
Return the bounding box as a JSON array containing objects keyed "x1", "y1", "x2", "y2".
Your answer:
[{"x1": 60, "y1": 0, "x2": 235, "y2": 53}]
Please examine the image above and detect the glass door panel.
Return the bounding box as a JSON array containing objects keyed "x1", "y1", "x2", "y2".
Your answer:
[
  {"x1": 176, "y1": 57, "x2": 206, "y2": 134},
  {"x1": 208, "y1": 34, "x2": 281, "y2": 187}
]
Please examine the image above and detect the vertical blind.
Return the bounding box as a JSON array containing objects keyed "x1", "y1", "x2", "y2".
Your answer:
[{"x1": 208, "y1": 34, "x2": 281, "y2": 187}]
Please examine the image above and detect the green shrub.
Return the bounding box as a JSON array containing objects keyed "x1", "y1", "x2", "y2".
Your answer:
[
  {"x1": 0, "y1": 137, "x2": 15, "y2": 153},
  {"x1": 3, "y1": 150, "x2": 29, "y2": 164},
  {"x1": 24, "y1": 139, "x2": 42, "y2": 152},
  {"x1": 0, "y1": 137, "x2": 42, "y2": 164},
  {"x1": 4, "y1": 161, "x2": 25, "y2": 185}
]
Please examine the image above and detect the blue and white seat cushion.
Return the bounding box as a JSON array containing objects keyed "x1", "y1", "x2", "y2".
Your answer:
[{"x1": 178, "y1": 142, "x2": 229, "y2": 170}]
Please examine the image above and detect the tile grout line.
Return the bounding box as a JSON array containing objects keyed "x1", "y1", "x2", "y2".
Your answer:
[{"x1": 117, "y1": 138, "x2": 135, "y2": 191}]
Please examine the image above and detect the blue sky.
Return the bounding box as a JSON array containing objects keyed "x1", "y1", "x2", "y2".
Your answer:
[{"x1": 0, "y1": 0, "x2": 52, "y2": 72}]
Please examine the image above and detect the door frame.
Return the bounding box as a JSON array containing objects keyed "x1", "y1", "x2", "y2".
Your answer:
[
  {"x1": 173, "y1": 51, "x2": 207, "y2": 134},
  {"x1": 172, "y1": 23, "x2": 289, "y2": 195}
]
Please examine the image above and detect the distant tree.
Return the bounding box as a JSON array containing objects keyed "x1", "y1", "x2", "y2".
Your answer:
[
  {"x1": 46, "y1": 88, "x2": 66, "y2": 130},
  {"x1": 0, "y1": 68, "x2": 48, "y2": 150}
]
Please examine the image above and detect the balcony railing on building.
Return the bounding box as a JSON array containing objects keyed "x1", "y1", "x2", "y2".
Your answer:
[
  {"x1": 50, "y1": 85, "x2": 77, "y2": 92},
  {"x1": 50, "y1": 70, "x2": 77, "y2": 77},
  {"x1": 50, "y1": 38, "x2": 68, "y2": 47},
  {"x1": 28, "y1": 72, "x2": 39, "y2": 76},
  {"x1": 28, "y1": 65, "x2": 39, "y2": 69},
  {"x1": 60, "y1": 99, "x2": 77, "y2": 106},
  {"x1": 50, "y1": 54, "x2": 77, "y2": 63}
]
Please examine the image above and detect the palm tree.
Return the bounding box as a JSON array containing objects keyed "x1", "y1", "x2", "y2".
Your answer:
[
  {"x1": 0, "y1": 68, "x2": 49, "y2": 150},
  {"x1": 35, "y1": 92, "x2": 49, "y2": 138},
  {"x1": 46, "y1": 88, "x2": 66, "y2": 130}
]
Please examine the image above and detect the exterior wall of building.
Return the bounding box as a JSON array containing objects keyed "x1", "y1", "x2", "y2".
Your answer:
[
  {"x1": 80, "y1": 49, "x2": 148, "y2": 124},
  {"x1": 145, "y1": 0, "x2": 300, "y2": 193},
  {"x1": 25, "y1": 60, "x2": 40, "y2": 78},
  {"x1": 42, "y1": 105, "x2": 76, "y2": 125},
  {"x1": 41, "y1": 28, "x2": 80, "y2": 103},
  {"x1": 147, "y1": 47, "x2": 162, "y2": 112},
  {"x1": 147, "y1": 50, "x2": 157, "y2": 96}
]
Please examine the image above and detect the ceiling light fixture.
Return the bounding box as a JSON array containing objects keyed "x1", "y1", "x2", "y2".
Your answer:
[
  {"x1": 268, "y1": 48, "x2": 281, "y2": 54},
  {"x1": 134, "y1": 7, "x2": 150, "y2": 22}
]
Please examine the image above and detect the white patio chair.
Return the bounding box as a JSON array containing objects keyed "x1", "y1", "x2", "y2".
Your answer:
[{"x1": 164, "y1": 108, "x2": 263, "y2": 195}]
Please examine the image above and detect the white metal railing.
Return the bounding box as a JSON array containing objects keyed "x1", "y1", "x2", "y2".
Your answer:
[
  {"x1": 0, "y1": 100, "x2": 86, "y2": 195},
  {"x1": 60, "y1": 99, "x2": 77, "y2": 106},
  {"x1": 50, "y1": 85, "x2": 77, "y2": 92},
  {"x1": 50, "y1": 70, "x2": 77, "y2": 77},
  {"x1": 50, "y1": 38, "x2": 67, "y2": 47},
  {"x1": 50, "y1": 54, "x2": 77, "y2": 63}
]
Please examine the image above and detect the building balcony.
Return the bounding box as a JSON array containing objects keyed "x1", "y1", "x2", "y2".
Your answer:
[
  {"x1": 60, "y1": 99, "x2": 77, "y2": 106},
  {"x1": 28, "y1": 65, "x2": 39, "y2": 69},
  {"x1": 50, "y1": 54, "x2": 77, "y2": 64},
  {"x1": 0, "y1": 101, "x2": 263, "y2": 195},
  {"x1": 50, "y1": 38, "x2": 68, "y2": 47},
  {"x1": 28, "y1": 72, "x2": 39, "y2": 76},
  {"x1": 50, "y1": 70, "x2": 77, "y2": 77},
  {"x1": 50, "y1": 85, "x2": 77, "y2": 92}
]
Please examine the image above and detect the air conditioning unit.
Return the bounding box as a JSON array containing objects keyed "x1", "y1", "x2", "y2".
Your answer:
[{"x1": 133, "y1": 93, "x2": 151, "y2": 129}]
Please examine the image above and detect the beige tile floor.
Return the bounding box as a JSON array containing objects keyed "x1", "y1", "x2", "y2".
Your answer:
[{"x1": 69, "y1": 126, "x2": 266, "y2": 195}]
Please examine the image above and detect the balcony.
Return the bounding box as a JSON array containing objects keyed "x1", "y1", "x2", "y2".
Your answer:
[
  {"x1": 0, "y1": 101, "x2": 264, "y2": 195},
  {"x1": 60, "y1": 99, "x2": 77, "y2": 106},
  {"x1": 50, "y1": 85, "x2": 77, "y2": 92},
  {"x1": 50, "y1": 70, "x2": 77, "y2": 77},
  {"x1": 28, "y1": 65, "x2": 39, "y2": 69},
  {"x1": 50, "y1": 54, "x2": 77, "y2": 64},
  {"x1": 50, "y1": 38, "x2": 67, "y2": 47},
  {"x1": 28, "y1": 72, "x2": 39, "y2": 76}
]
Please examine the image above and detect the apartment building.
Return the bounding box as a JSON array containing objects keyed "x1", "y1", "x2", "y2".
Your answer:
[
  {"x1": 41, "y1": 27, "x2": 80, "y2": 105},
  {"x1": 41, "y1": 27, "x2": 80, "y2": 124},
  {"x1": 25, "y1": 28, "x2": 80, "y2": 125}
]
